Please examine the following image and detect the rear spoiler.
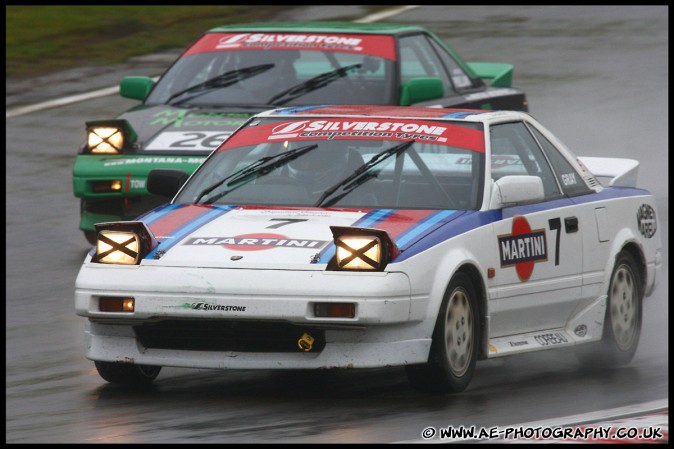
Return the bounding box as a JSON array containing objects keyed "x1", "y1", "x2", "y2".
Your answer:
[
  {"x1": 466, "y1": 62, "x2": 513, "y2": 88},
  {"x1": 577, "y1": 156, "x2": 639, "y2": 188}
]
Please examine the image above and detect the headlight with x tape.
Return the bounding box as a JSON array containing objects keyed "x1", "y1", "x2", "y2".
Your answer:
[
  {"x1": 85, "y1": 119, "x2": 136, "y2": 155},
  {"x1": 92, "y1": 221, "x2": 158, "y2": 265},
  {"x1": 327, "y1": 226, "x2": 400, "y2": 271}
]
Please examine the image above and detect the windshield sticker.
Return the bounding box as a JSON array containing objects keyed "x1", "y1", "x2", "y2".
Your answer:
[
  {"x1": 146, "y1": 131, "x2": 232, "y2": 151},
  {"x1": 222, "y1": 119, "x2": 485, "y2": 152},
  {"x1": 185, "y1": 33, "x2": 397, "y2": 61}
]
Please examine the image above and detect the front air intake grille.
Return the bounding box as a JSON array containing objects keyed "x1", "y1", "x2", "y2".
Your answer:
[{"x1": 133, "y1": 320, "x2": 326, "y2": 353}]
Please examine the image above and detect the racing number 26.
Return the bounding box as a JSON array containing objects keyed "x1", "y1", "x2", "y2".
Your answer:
[{"x1": 171, "y1": 132, "x2": 231, "y2": 149}]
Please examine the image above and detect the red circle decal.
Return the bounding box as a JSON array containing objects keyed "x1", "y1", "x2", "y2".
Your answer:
[{"x1": 512, "y1": 215, "x2": 535, "y2": 282}]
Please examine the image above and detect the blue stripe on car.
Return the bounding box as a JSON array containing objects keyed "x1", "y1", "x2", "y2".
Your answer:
[
  {"x1": 138, "y1": 203, "x2": 184, "y2": 225},
  {"x1": 396, "y1": 210, "x2": 458, "y2": 248},
  {"x1": 441, "y1": 111, "x2": 485, "y2": 119},
  {"x1": 272, "y1": 105, "x2": 335, "y2": 115},
  {"x1": 145, "y1": 205, "x2": 235, "y2": 259},
  {"x1": 392, "y1": 187, "x2": 651, "y2": 262}
]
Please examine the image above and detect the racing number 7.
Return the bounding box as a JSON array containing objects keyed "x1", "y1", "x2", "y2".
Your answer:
[
  {"x1": 266, "y1": 218, "x2": 308, "y2": 229},
  {"x1": 548, "y1": 217, "x2": 561, "y2": 266}
]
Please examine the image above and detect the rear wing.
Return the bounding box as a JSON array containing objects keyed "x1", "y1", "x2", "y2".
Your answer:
[
  {"x1": 466, "y1": 62, "x2": 513, "y2": 88},
  {"x1": 577, "y1": 156, "x2": 639, "y2": 188}
]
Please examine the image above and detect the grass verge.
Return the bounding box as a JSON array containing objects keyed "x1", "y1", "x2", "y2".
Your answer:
[{"x1": 6, "y1": 5, "x2": 388, "y2": 79}]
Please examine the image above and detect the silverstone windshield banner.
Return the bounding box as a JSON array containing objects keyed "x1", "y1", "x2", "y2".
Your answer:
[
  {"x1": 221, "y1": 118, "x2": 486, "y2": 152},
  {"x1": 184, "y1": 33, "x2": 397, "y2": 60}
]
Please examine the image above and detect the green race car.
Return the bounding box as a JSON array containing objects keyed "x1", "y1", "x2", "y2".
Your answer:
[{"x1": 73, "y1": 21, "x2": 528, "y2": 244}]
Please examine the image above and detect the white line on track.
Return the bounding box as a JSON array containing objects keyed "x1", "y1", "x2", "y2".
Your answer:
[{"x1": 5, "y1": 5, "x2": 420, "y2": 119}]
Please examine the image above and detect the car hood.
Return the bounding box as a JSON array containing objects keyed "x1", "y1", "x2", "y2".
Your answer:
[
  {"x1": 134, "y1": 204, "x2": 471, "y2": 269},
  {"x1": 118, "y1": 104, "x2": 261, "y2": 155}
]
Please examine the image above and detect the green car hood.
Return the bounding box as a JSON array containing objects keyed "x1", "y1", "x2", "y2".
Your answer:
[{"x1": 116, "y1": 103, "x2": 258, "y2": 155}]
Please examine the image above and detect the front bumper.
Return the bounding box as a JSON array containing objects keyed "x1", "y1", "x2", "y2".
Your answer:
[{"x1": 75, "y1": 265, "x2": 432, "y2": 369}]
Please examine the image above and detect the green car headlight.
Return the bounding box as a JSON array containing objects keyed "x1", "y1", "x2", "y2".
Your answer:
[
  {"x1": 92, "y1": 221, "x2": 158, "y2": 265},
  {"x1": 85, "y1": 119, "x2": 136, "y2": 154}
]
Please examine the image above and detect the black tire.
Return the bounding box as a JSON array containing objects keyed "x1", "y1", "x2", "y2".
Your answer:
[
  {"x1": 94, "y1": 361, "x2": 161, "y2": 385},
  {"x1": 576, "y1": 251, "x2": 643, "y2": 367},
  {"x1": 406, "y1": 272, "x2": 479, "y2": 394}
]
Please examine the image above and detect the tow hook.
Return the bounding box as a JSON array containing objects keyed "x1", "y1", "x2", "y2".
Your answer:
[{"x1": 297, "y1": 332, "x2": 314, "y2": 352}]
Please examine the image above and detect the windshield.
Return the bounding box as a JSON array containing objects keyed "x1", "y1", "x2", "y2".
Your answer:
[
  {"x1": 146, "y1": 32, "x2": 397, "y2": 107},
  {"x1": 175, "y1": 118, "x2": 485, "y2": 210}
]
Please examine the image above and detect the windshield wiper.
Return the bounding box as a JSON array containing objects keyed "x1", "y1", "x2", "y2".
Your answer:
[
  {"x1": 166, "y1": 63, "x2": 275, "y2": 104},
  {"x1": 194, "y1": 144, "x2": 318, "y2": 205},
  {"x1": 315, "y1": 140, "x2": 415, "y2": 207},
  {"x1": 267, "y1": 63, "x2": 361, "y2": 106}
]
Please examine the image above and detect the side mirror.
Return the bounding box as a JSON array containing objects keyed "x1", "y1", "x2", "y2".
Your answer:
[
  {"x1": 120, "y1": 76, "x2": 155, "y2": 101},
  {"x1": 489, "y1": 175, "x2": 544, "y2": 209},
  {"x1": 147, "y1": 169, "x2": 189, "y2": 198},
  {"x1": 399, "y1": 78, "x2": 444, "y2": 106}
]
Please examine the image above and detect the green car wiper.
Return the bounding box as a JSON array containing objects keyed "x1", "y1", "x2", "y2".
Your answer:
[
  {"x1": 166, "y1": 63, "x2": 275, "y2": 104},
  {"x1": 267, "y1": 63, "x2": 361, "y2": 106},
  {"x1": 315, "y1": 140, "x2": 415, "y2": 208},
  {"x1": 195, "y1": 144, "x2": 319, "y2": 205}
]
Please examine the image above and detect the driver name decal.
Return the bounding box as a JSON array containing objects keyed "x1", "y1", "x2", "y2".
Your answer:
[{"x1": 498, "y1": 215, "x2": 548, "y2": 282}]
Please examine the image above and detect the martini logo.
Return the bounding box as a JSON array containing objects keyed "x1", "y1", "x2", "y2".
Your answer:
[
  {"x1": 185, "y1": 233, "x2": 327, "y2": 251},
  {"x1": 497, "y1": 215, "x2": 548, "y2": 281}
]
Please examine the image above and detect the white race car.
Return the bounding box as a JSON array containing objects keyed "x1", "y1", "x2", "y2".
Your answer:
[{"x1": 75, "y1": 105, "x2": 662, "y2": 393}]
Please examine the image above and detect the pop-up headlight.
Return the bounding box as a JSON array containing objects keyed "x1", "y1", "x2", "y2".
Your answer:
[
  {"x1": 327, "y1": 226, "x2": 400, "y2": 271},
  {"x1": 92, "y1": 221, "x2": 158, "y2": 265},
  {"x1": 85, "y1": 119, "x2": 136, "y2": 154}
]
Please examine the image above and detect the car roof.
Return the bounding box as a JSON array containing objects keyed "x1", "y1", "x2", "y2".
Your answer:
[
  {"x1": 257, "y1": 105, "x2": 529, "y2": 124},
  {"x1": 207, "y1": 21, "x2": 429, "y2": 35}
]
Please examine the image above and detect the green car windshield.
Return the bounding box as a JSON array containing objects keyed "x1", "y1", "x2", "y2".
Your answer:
[{"x1": 146, "y1": 34, "x2": 397, "y2": 107}]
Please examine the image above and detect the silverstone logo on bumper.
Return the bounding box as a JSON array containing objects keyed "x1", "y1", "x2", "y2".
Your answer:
[{"x1": 163, "y1": 302, "x2": 246, "y2": 312}]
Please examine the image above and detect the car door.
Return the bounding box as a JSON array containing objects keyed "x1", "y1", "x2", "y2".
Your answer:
[{"x1": 488, "y1": 121, "x2": 584, "y2": 338}]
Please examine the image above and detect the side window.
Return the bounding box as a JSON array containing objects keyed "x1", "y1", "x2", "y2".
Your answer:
[
  {"x1": 399, "y1": 34, "x2": 452, "y2": 97},
  {"x1": 528, "y1": 125, "x2": 593, "y2": 197},
  {"x1": 425, "y1": 36, "x2": 476, "y2": 91},
  {"x1": 489, "y1": 122, "x2": 562, "y2": 200}
]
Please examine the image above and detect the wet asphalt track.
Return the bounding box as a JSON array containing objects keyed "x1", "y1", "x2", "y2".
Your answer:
[{"x1": 6, "y1": 5, "x2": 668, "y2": 443}]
